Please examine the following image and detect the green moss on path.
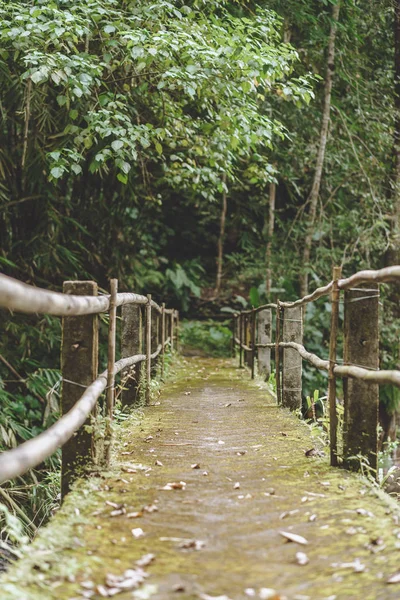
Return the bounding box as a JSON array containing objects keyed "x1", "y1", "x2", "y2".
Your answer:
[{"x1": 2, "y1": 357, "x2": 400, "y2": 600}]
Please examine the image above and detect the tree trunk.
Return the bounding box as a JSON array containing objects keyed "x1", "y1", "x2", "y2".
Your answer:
[
  {"x1": 215, "y1": 173, "x2": 227, "y2": 297},
  {"x1": 390, "y1": 0, "x2": 400, "y2": 266},
  {"x1": 299, "y1": 2, "x2": 340, "y2": 299},
  {"x1": 266, "y1": 182, "x2": 276, "y2": 299}
]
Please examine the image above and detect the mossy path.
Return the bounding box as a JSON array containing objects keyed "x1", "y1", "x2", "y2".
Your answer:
[{"x1": 3, "y1": 357, "x2": 400, "y2": 600}]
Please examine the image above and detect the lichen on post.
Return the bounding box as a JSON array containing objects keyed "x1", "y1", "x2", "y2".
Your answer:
[
  {"x1": 282, "y1": 305, "x2": 303, "y2": 411},
  {"x1": 61, "y1": 281, "x2": 99, "y2": 499},
  {"x1": 343, "y1": 283, "x2": 379, "y2": 473}
]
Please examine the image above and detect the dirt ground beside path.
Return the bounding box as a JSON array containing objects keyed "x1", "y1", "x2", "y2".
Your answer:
[{"x1": 2, "y1": 357, "x2": 400, "y2": 600}]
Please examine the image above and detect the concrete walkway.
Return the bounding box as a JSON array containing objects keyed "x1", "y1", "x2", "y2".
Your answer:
[{"x1": 3, "y1": 357, "x2": 400, "y2": 600}]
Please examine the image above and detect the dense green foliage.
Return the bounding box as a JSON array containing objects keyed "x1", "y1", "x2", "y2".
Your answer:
[{"x1": 0, "y1": 0, "x2": 400, "y2": 536}]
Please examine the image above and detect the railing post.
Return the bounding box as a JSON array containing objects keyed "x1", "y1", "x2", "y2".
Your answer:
[
  {"x1": 161, "y1": 303, "x2": 166, "y2": 378},
  {"x1": 258, "y1": 308, "x2": 272, "y2": 379},
  {"x1": 146, "y1": 294, "x2": 152, "y2": 404},
  {"x1": 239, "y1": 311, "x2": 244, "y2": 368},
  {"x1": 175, "y1": 310, "x2": 180, "y2": 352},
  {"x1": 245, "y1": 314, "x2": 251, "y2": 367},
  {"x1": 104, "y1": 279, "x2": 118, "y2": 466},
  {"x1": 170, "y1": 310, "x2": 175, "y2": 352},
  {"x1": 61, "y1": 281, "x2": 99, "y2": 499},
  {"x1": 343, "y1": 283, "x2": 380, "y2": 472},
  {"x1": 151, "y1": 307, "x2": 158, "y2": 374},
  {"x1": 328, "y1": 266, "x2": 341, "y2": 467},
  {"x1": 121, "y1": 304, "x2": 143, "y2": 407},
  {"x1": 251, "y1": 310, "x2": 256, "y2": 379},
  {"x1": 282, "y1": 305, "x2": 303, "y2": 411},
  {"x1": 275, "y1": 302, "x2": 281, "y2": 404}
]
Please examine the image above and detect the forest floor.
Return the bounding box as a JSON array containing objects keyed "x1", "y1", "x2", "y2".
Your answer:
[{"x1": 2, "y1": 357, "x2": 400, "y2": 600}]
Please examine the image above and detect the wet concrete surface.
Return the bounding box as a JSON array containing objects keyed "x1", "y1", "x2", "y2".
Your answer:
[{"x1": 3, "y1": 357, "x2": 400, "y2": 600}]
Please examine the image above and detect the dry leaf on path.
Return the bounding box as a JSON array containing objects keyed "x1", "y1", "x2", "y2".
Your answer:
[
  {"x1": 127, "y1": 511, "x2": 143, "y2": 519},
  {"x1": 296, "y1": 551, "x2": 309, "y2": 565},
  {"x1": 136, "y1": 553, "x2": 156, "y2": 568},
  {"x1": 191, "y1": 463, "x2": 200, "y2": 469},
  {"x1": 179, "y1": 539, "x2": 205, "y2": 550},
  {"x1": 280, "y1": 531, "x2": 308, "y2": 545},
  {"x1": 132, "y1": 528, "x2": 145, "y2": 538},
  {"x1": 162, "y1": 481, "x2": 186, "y2": 490},
  {"x1": 143, "y1": 504, "x2": 158, "y2": 513},
  {"x1": 387, "y1": 572, "x2": 400, "y2": 584},
  {"x1": 234, "y1": 482, "x2": 240, "y2": 490},
  {"x1": 155, "y1": 460, "x2": 163, "y2": 467}
]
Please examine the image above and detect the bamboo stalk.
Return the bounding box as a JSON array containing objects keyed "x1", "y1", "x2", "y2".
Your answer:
[
  {"x1": 146, "y1": 294, "x2": 152, "y2": 404},
  {"x1": 328, "y1": 266, "x2": 341, "y2": 467},
  {"x1": 105, "y1": 278, "x2": 118, "y2": 466}
]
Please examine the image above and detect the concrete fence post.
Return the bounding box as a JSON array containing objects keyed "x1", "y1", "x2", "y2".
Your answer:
[
  {"x1": 61, "y1": 281, "x2": 99, "y2": 498},
  {"x1": 258, "y1": 308, "x2": 272, "y2": 379},
  {"x1": 282, "y1": 306, "x2": 303, "y2": 411},
  {"x1": 343, "y1": 283, "x2": 379, "y2": 472}
]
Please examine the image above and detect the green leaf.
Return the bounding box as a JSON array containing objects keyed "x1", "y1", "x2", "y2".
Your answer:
[
  {"x1": 117, "y1": 173, "x2": 128, "y2": 184},
  {"x1": 111, "y1": 140, "x2": 124, "y2": 152},
  {"x1": 50, "y1": 167, "x2": 64, "y2": 179},
  {"x1": 155, "y1": 142, "x2": 163, "y2": 155}
]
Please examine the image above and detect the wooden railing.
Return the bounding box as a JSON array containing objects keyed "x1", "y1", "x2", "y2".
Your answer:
[
  {"x1": 233, "y1": 265, "x2": 400, "y2": 472},
  {"x1": 0, "y1": 274, "x2": 179, "y2": 496}
]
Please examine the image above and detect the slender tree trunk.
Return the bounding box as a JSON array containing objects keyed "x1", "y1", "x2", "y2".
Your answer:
[
  {"x1": 380, "y1": 0, "x2": 400, "y2": 447},
  {"x1": 266, "y1": 182, "x2": 276, "y2": 299},
  {"x1": 299, "y1": 2, "x2": 340, "y2": 299},
  {"x1": 391, "y1": 0, "x2": 400, "y2": 266},
  {"x1": 215, "y1": 173, "x2": 227, "y2": 297}
]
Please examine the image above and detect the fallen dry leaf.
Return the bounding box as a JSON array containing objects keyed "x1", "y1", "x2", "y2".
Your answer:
[
  {"x1": 234, "y1": 482, "x2": 241, "y2": 490},
  {"x1": 203, "y1": 471, "x2": 208, "y2": 476},
  {"x1": 331, "y1": 558, "x2": 365, "y2": 573},
  {"x1": 236, "y1": 451, "x2": 246, "y2": 456},
  {"x1": 105, "y1": 501, "x2": 123, "y2": 509},
  {"x1": 280, "y1": 531, "x2": 308, "y2": 545},
  {"x1": 387, "y1": 572, "x2": 400, "y2": 584},
  {"x1": 184, "y1": 391, "x2": 191, "y2": 395},
  {"x1": 110, "y1": 508, "x2": 126, "y2": 517},
  {"x1": 155, "y1": 460, "x2": 163, "y2": 467},
  {"x1": 356, "y1": 508, "x2": 374, "y2": 518},
  {"x1": 143, "y1": 504, "x2": 158, "y2": 513},
  {"x1": 144, "y1": 436, "x2": 153, "y2": 442},
  {"x1": 296, "y1": 551, "x2": 309, "y2": 566},
  {"x1": 136, "y1": 553, "x2": 156, "y2": 568},
  {"x1": 191, "y1": 463, "x2": 200, "y2": 469},
  {"x1": 132, "y1": 528, "x2": 145, "y2": 538},
  {"x1": 162, "y1": 481, "x2": 186, "y2": 491},
  {"x1": 259, "y1": 590, "x2": 280, "y2": 600},
  {"x1": 127, "y1": 511, "x2": 143, "y2": 519},
  {"x1": 224, "y1": 403, "x2": 232, "y2": 408},
  {"x1": 280, "y1": 509, "x2": 299, "y2": 520},
  {"x1": 179, "y1": 539, "x2": 205, "y2": 550}
]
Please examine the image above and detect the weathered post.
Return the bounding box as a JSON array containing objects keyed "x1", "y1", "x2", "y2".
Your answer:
[
  {"x1": 175, "y1": 310, "x2": 180, "y2": 352},
  {"x1": 328, "y1": 266, "x2": 342, "y2": 467},
  {"x1": 170, "y1": 310, "x2": 175, "y2": 352},
  {"x1": 245, "y1": 314, "x2": 252, "y2": 367},
  {"x1": 282, "y1": 305, "x2": 303, "y2": 411},
  {"x1": 343, "y1": 283, "x2": 379, "y2": 472},
  {"x1": 251, "y1": 310, "x2": 256, "y2": 379},
  {"x1": 121, "y1": 304, "x2": 143, "y2": 407},
  {"x1": 151, "y1": 308, "x2": 158, "y2": 374},
  {"x1": 258, "y1": 308, "x2": 272, "y2": 379},
  {"x1": 104, "y1": 278, "x2": 118, "y2": 465},
  {"x1": 161, "y1": 303, "x2": 166, "y2": 378},
  {"x1": 146, "y1": 294, "x2": 152, "y2": 404},
  {"x1": 239, "y1": 311, "x2": 244, "y2": 368},
  {"x1": 61, "y1": 281, "x2": 99, "y2": 498},
  {"x1": 275, "y1": 301, "x2": 281, "y2": 404}
]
